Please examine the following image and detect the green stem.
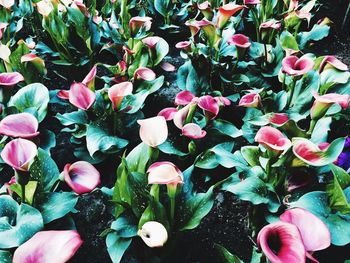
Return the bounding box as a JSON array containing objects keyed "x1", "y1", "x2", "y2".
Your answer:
[
  {"x1": 167, "y1": 184, "x2": 177, "y2": 226},
  {"x1": 307, "y1": 119, "x2": 317, "y2": 135},
  {"x1": 21, "y1": 184, "x2": 26, "y2": 204},
  {"x1": 150, "y1": 184, "x2": 160, "y2": 202},
  {"x1": 287, "y1": 78, "x2": 297, "y2": 107},
  {"x1": 263, "y1": 43, "x2": 268, "y2": 65}
]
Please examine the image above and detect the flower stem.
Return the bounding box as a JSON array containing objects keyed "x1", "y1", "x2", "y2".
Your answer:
[
  {"x1": 21, "y1": 184, "x2": 26, "y2": 204},
  {"x1": 167, "y1": 184, "x2": 177, "y2": 226},
  {"x1": 287, "y1": 78, "x2": 297, "y2": 107}
]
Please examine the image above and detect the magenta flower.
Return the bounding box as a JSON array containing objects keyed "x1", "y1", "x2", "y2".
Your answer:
[
  {"x1": 134, "y1": 67, "x2": 156, "y2": 81},
  {"x1": 82, "y1": 65, "x2": 97, "y2": 89},
  {"x1": 0, "y1": 113, "x2": 39, "y2": 138},
  {"x1": 282, "y1": 55, "x2": 314, "y2": 77},
  {"x1": 182, "y1": 123, "x2": 207, "y2": 139},
  {"x1": 319, "y1": 56, "x2": 348, "y2": 73},
  {"x1": 228, "y1": 34, "x2": 251, "y2": 49},
  {"x1": 269, "y1": 113, "x2": 289, "y2": 126},
  {"x1": 108, "y1": 82, "x2": 133, "y2": 111},
  {"x1": 57, "y1": 90, "x2": 70, "y2": 100},
  {"x1": 147, "y1": 161, "x2": 183, "y2": 185},
  {"x1": 185, "y1": 20, "x2": 201, "y2": 37},
  {"x1": 198, "y1": 95, "x2": 219, "y2": 119},
  {"x1": 129, "y1": 16, "x2": 152, "y2": 37},
  {"x1": 239, "y1": 93, "x2": 261, "y2": 108},
  {"x1": 255, "y1": 126, "x2": 292, "y2": 152},
  {"x1": 137, "y1": 116, "x2": 168, "y2": 147},
  {"x1": 13, "y1": 230, "x2": 83, "y2": 263},
  {"x1": 257, "y1": 221, "x2": 306, "y2": 263},
  {"x1": 244, "y1": 0, "x2": 260, "y2": 4},
  {"x1": 175, "y1": 41, "x2": 192, "y2": 52},
  {"x1": 0, "y1": 22, "x2": 8, "y2": 39},
  {"x1": 215, "y1": 96, "x2": 231, "y2": 106},
  {"x1": 0, "y1": 72, "x2": 24, "y2": 86},
  {"x1": 310, "y1": 92, "x2": 350, "y2": 120},
  {"x1": 1, "y1": 138, "x2": 38, "y2": 171},
  {"x1": 142, "y1": 36, "x2": 161, "y2": 49},
  {"x1": 63, "y1": 161, "x2": 101, "y2": 195},
  {"x1": 158, "y1": 107, "x2": 178, "y2": 121},
  {"x1": 216, "y1": 3, "x2": 244, "y2": 29},
  {"x1": 69, "y1": 82, "x2": 96, "y2": 110},
  {"x1": 175, "y1": 90, "x2": 196, "y2": 106},
  {"x1": 259, "y1": 20, "x2": 281, "y2": 30}
]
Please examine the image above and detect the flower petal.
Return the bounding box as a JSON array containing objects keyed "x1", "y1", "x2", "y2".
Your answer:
[
  {"x1": 175, "y1": 90, "x2": 196, "y2": 106},
  {"x1": 137, "y1": 116, "x2": 168, "y2": 147},
  {"x1": 0, "y1": 113, "x2": 39, "y2": 138},
  {"x1": 255, "y1": 126, "x2": 292, "y2": 152},
  {"x1": 69, "y1": 82, "x2": 96, "y2": 110},
  {"x1": 182, "y1": 123, "x2": 207, "y2": 139},
  {"x1": 158, "y1": 107, "x2": 178, "y2": 121},
  {"x1": 0, "y1": 72, "x2": 24, "y2": 86},
  {"x1": 147, "y1": 161, "x2": 183, "y2": 185},
  {"x1": 108, "y1": 82, "x2": 133, "y2": 111}
]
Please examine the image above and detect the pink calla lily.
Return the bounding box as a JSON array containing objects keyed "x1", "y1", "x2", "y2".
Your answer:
[
  {"x1": 0, "y1": 22, "x2": 8, "y2": 39},
  {"x1": 244, "y1": 0, "x2": 260, "y2": 4},
  {"x1": 182, "y1": 123, "x2": 207, "y2": 139},
  {"x1": 1, "y1": 138, "x2": 38, "y2": 171},
  {"x1": 57, "y1": 90, "x2": 70, "y2": 100},
  {"x1": 260, "y1": 20, "x2": 281, "y2": 30},
  {"x1": 239, "y1": 93, "x2": 261, "y2": 108},
  {"x1": 216, "y1": 3, "x2": 244, "y2": 29},
  {"x1": 158, "y1": 107, "x2": 178, "y2": 121},
  {"x1": 215, "y1": 96, "x2": 231, "y2": 106},
  {"x1": 0, "y1": 113, "x2": 39, "y2": 138},
  {"x1": 175, "y1": 41, "x2": 192, "y2": 52},
  {"x1": 173, "y1": 103, "x2": 193, "y2": 129},
  {"x1": 82, "y1": 65, "x2": 97, "y2": 89},
  {"x1": 185, "y1": 20, "x2": 201, "y2": 37},
  {"x1": 280, "y1": 208, "x2": 331, "y2": 252},
  {"x1": 69, "y1": 82, "x2": 96, "y2": 110},
  {"x1": 129, "y1": 16, "x2": 152, "y2": 37},
  {"x1": 310, "y1": 92, "x2": 350, "y2": 120},
  {"x1": 257, "y1": 221, "x2": 306, "y2": 263},
  {"x1": 255, "y1": 126, "x2": 292, "y2": 152},
  {"x1": 198, "y1": 95, "x2": 219, "y2": 119},
  {"x1": 197, "y1": 1, "x2": 213, "y2": 19},
  {"x1": 175, "y1": 90, "x2": 196, "y2": 106},
  {"x1": 134, "y1": 67, "x2": 156, "y2": 81},
  {"x1": 137, "y1": 116, "x2": 168, "y2": 147},
  {"x1": 319, "y1": 56, "x2": 348, "y2": 73},
  {"x1": 0, "y1": 72, "x2": 24, "y2": 86},
  {"x1": 269, "y1": 113, "x2": 289, "y2": 126},
  {"x1": 63, "y1": 161, "x2": 101, "y2": 195},
  {"x1": 108, "y1": 82, "x2": 133, "y2": 111},
  {"x1": 282, "y1": 55, "x2": 315, "y2": 77},
  {"x1": 227, "y1": 34, "x2": 251, "y2": 49},
  {"x1": 147, "y1": 161, "x2": 183, "y2": 185},
  {"x1": 13, "y1": 230, "x2": 83, "y2": 263},
  {"x1": 142, "y1": 36, "x2": 161, "y2": 49}
]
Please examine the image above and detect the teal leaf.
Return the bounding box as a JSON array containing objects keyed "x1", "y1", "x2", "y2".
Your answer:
[{"x1": 106, "y1": 232, "x2": 132, "y2": 263}]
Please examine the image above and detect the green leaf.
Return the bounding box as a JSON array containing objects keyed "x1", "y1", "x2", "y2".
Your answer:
[
  {"x1": 9, "y1": 83, "x2": 50, "y2": 122},
  {"x1": 180, "y1": 186, "x2": 214, "y2": 231},
  {"x1": 212, "y1": 119, "x2": 242, "y2": 138},
  {"x1": 110, "y1": 213, "x2": 138, "y2": 238},
  {"x1": 297, "y1": 24, "x2": 330, "y2": 49},
  {"x1": 106, "y1": 232, "x2": 132, "y2": 263},
  {"x1": 158, "y1": 140, "x2": 188, "y2": 157},
  {"x1": 0, "y1": 250, "x2": 11, "y2": 263},
  {"x1": 36, "y1": 192, "x2": 79, "y2": 224},
  {"x1": 241, "y1": 146, "x2": 260, "y2": 167},
  {"x1": 214, "y1": 244, "x2": 243, "y2": 263},
  {"x1": 280, "y1": 31, "x2": 299, "y2": 52},
  {"x1": 154, "y1": 0, "x2": 171, "y2": 17},
  {"x1": 138, "y1": 197, "x2": 169, "y2": 230},
  {"x1": 0, "y1": 195, "x2": 43, "y2": 249},
  {"x1": 10, "y1": 181, "x2": 37, "y2": 205},
  {"x1": 177, "y1": 61, "x2": 209, "y2": 95},
  {"x1": 311, "y1": 117, "x2": 332, "y2": 144},
  {"x1": 55, "y1": 110, "x2": 88, "y2": 126},
  {"x1": 154, "y1": 38, "x2": 169, "y2": 65}
]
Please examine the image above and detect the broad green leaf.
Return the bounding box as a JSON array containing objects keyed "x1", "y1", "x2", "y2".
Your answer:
[
  {"x1": 154, "y1": 38, "x2": 169, "y2": 65},
  {"x1": 106, "y1": 232, "x2": 132, "y2": 263},
  {"x1": 298, "y1": 24, "x2": 330, "y2": 49},
  {"x1": 158, "y1": 140, "x2": 188, "y2": 157},
  {"x1": 212, "y1": 119, "x2": 242, "y2": 138},
  {"x1": 154, "y1": 0, "x2": 170, "y2": 17},
  {"x1": 0, "y1": 250, "x2": 11, "y2": 263},
  {"x1": 55, "y1": 110, "x2": 88, "y2": 126},
  {"x1": 241, "y1": 146, "x2": 260, "y2": 167},
  {"x1": 138, "y1": 197, "x2": 169, "y2": 230},
  {"x1": 280, "y1": 31, "x2": 299, "y2": 52},
  {"x1": 9, "y1": 181, "x2": 37, "y2": 205},
  {"x1": 111, "y1": 213, "x2": 138, "y2": 238},
  {"x1": 311, "y1": 117, "x2": 332, "y2": 144},
  {"x1": 215, "y1": 244, "x2": 243, "y2": 263}
]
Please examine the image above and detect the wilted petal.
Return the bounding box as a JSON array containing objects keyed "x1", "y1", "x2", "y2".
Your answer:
[
  {"x1": 257, "y1": 221, "x2": 306, "y2": 263},
  {"x1": 198, "y1": 95, "x2": 219, "y2": 119},
  {"x1": 138, "y1": 221, "x2": 168, "y2": 248},
  {"x1": 175, "y1": 90, "x2": 196, "y2": 106},
  {"x1": 282, "y1": 55, "x2": 314, "y2": 76},
  {"x1": 147, "y1": 161, "x2": 183, "y2": 185},
  {"x1": 239, "y1": 93, "x2": 261, "y2": 108},
  {"x1": 108, "y1": 81, "x2": 133, "y2": 111},
  {"x1": 64, "y1": 161, "x2": 101, "y2": 195},
  {"x1": 280, "y1": 208, "x2": 331, "y2": 252},
  {"x1": 160, "y1": 62, "x2": 176, "y2": 72},
  {"x1": 182, "y1": 123, "x2": 207, "y2": 139},
  {"x1": 69, "y1": 82, "x2": 96, "y2": 110},
  {"x1": 13, "y1": 230, "x2": 83, "y2": 263},
  {"x1": 134, "y1": 67, "x2": 156, "y2": 81},
  {"x1": 0, "y1": 113, "x2": 39, "y2": 138},
  {"x1": 1, "y1": 138, "x2": 38, "y2": 171},
  {"x1": 255, "y1": 126, "x2": 292, "y2": 152},
  {"x1": 137, "y1": 116, "x2": 168, "y2": 147},
  {"x1": 0, "y1": 72, "x2": 24, "y2": 86},
  {"x1": 215, "y1": 96, "x2": 231, "y2": 106},
  {"x1": 260, "y1": 19, "x2": 281, "y2": 30},
  {"x1": 158, "y1": 107, "x2": 178, "y2": 121}
]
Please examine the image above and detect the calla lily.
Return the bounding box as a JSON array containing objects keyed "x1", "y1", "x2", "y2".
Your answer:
[
  {"x1": 280, "y1": 208, "x2": 331, "y2": 252},
  {"x1": 0, "y1": 113, "x2": 39, "y2": 138},
  {"x1": 82, "y1": 65, "x2": 97, "y2": 89},
  {"x1": 282, "y1": 55, "x2": 314, "y2": 77},
  {"x1": 175, "y1": 41, "x2": 192, "y2": 52},
  {"x1": 0, "y1": 22, "x2": 8, "y2": 39},
  {"x1": 182, "y1": 123, "x2": 207, "y2": 139},
  {"x1": 57, "y1": 90, "x2": 70, "y2": 100},
  {"x1": 142, "y1": 36, "x2": 161, "y2": 49},
  {"x1": 198, "y1": 95, "x2": 219, "y2": 119},
  {"x1": 175, "y1": 90, "x2": 196, "y2": 106},
  {"x1": 137, "y1": 116, "x2": 168, "y2": 147},
  {"x1": 260, "y1": 20, "x2": 281, "y2": 31},
  {"x1": 134, "y1": 67, "x2": 156, "y2": 81},
  {"x1": 138, "y1": 221, "x2": 168, "y2": 248},
  {"x1": 239, "y1": 93, "x2": 261, "y2": 108},
  {"x1": 255, "y1": 126, "x2": 292, "y2": 152},
  {"x1": 73, "y1": 1, "x2": 90, "y2": 17},
  {"x1": 69, "y1": 82, "x2": 96, "y2": 110},
  {"x1": 13, "y1": 230, "x2": 83, "y2": 263},
  {"x1": 63, "y1": 161, "x2": 101, "y2": 195},
  {"x1": 0, "y1": 0, "x2": 14, "y2": 9},
  {"x1": 216, "y1": 3, "x2": 244, "y2": 29},
  {"x1": 129, "y1": 16, "x2": 152, "y2": 37},
  {"x1": 147, "y1": 161, "x2": 183, "y2": 185},
  {"x1": 1, "y1": 138, "x2": 38, "y2": 171},
  {"x1": 0, "y1": 43, "x2": 10, "y2": 63},
  {"x1": 185, "y1": 20, "x2": 201, "y2": 37},
  {"x1": 158, "y1": 107, "x2": 178, "y2": 121},
  {"x1": 21, "y1": 53, "x2": 45, "y2": 66},
  {"x1": 318, "y1": 56, "x2": 348, "y2": 73},
  {"x1": 198, "y1": 1, "x2": 213, "y2": 20},
  {"x1": 244, "y1": 0, "x2": 260, "y2": 4},
  {"x1": 227, "y1": 34, "x2": 251, "y2": 49},
  {"x1": 108, "y1": 82, "x2": 133, "y2": 111},
  {"x1": 269, "y1": 113, "x2": 289, "y2": 126},
  {"x1": 0, "y1": 72, "x2": 25, "y2": 86},
  {"x1": 36, "y1": 0, "x2": 54, "y2": 16},
  {"x1": 173, "y1": 103, "x2": 194, "y2": 129},
  {"x1": 292, "y1": 137, "x2": 345, "y2": 166},
  {"x1": 310, "y1": 92, "x2": 350, "y2": 120},
  {"x1": 215, "y1": 96, "x2": 231, "y2": 106}
]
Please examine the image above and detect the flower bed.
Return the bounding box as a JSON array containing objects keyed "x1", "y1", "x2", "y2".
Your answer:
[{"x1": 0, "y1": 0, "x2": 350, "y2": 262}]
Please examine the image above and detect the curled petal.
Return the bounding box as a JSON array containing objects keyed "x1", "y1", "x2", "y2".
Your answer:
[
  {"x1": 138, "y1": 221, "x2": 168, "y2": 248},
  {"x1": 311, "y1": 92, "x2": 350, "y2": 119},
  {"x1": 57, "y1": 90, "x2": 70, "y2": 100},
  {"x1": 129, "y1": 16, "x2": 152, "y2": 37},
  {"x1": 69, "y1": 82, "x2": 96, "y2": 110},
  {"x1": 137, "y1": 116, "x2": 168, "y2": 147},
  {"x1": 1, "y1": 138, "x2": 38, "y2": 171},
  {"x1": 175, "y1": 90, "x2": 196, "y2": 106},
  {"x1": 82, "y1": 65, "x2": 97, "y2": 88},
  {"x1": 280, "y1": 208, "x2": 331, "y2": 252},
  {"x1": 255, "y1": 126, "x2": 292, "y2": 152},
  {"x1": 257, "y1": 221, "x2": 306, "y2": 263},
  {"x1": 0, "y1": 113, "x2": 39, "y2": 138},
  {"x1": 216, "y1": 3, "x2": 244, "y2": 29},
  {"x1": 260, "y1": 20, "x2": 282, "y2": 30},
  {"x1": 269, "y1": 113, "x2": 289, "y2": 126},
  {"x1": 239, "y1": 93, "x2": 260, "y2": 108},
  {"x1": 0, "y1": 72, "x2": 24, "y2": 86},
  {"x1": 134, "y1": 67, "x2": 156, "y2": 81},
  {"x1": 147, "y1": 161, "x2": 183, "y2": 185},
  {"x1": 108, "y1": 82, "x2": 133, "y2": 111},
  {"x1": 198, "y1": 95, "x2": 219, "y2": 119},
  {"x1": 158, "y1": 107, "x2": 178, "y2": 121},
  {"x1": 64, "y1": 161, "x2": 101, "y2": 195},
  {"x1": 175, "y1": 41, "x2": 192, "y2": 52},
  {"x1": 319, "y1": 56, "x2": 348, "y2": 73},
  {"x1": 142, "y1": 36, "x2": 161, "y2": 49},
  {"x1": 173, "y1": 103, "x2": 193, "y2": 129},
  {"x1": 182, "y1": 123, "x2": 206, "y2": 139},
  {"x1": 282, "y1": 55, "x2": 314, "y2": 76},
  {"x1": 13, "y1": 230, "x2": 83, "y2": 263}
]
